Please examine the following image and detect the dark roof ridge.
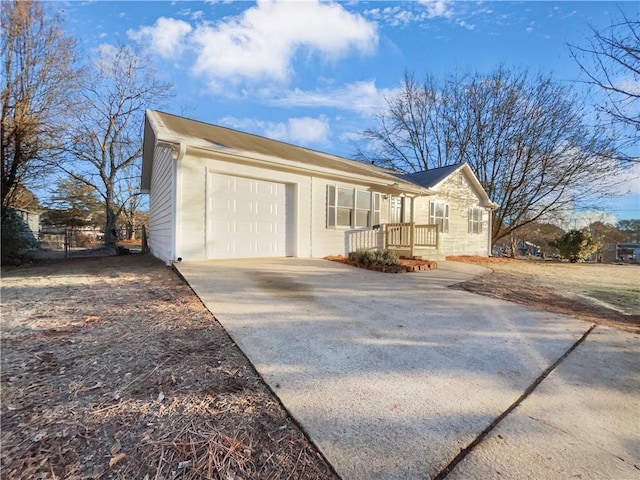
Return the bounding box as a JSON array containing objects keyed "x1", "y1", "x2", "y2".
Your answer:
[{"x1": 399, "y1": 163, "x2": 465, "y2": 188}]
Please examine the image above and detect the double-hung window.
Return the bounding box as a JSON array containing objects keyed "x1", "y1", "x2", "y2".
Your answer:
[
  {"x1": 429, "y1": 200, "x2": 449, "y2": 233},
  {"x1": 327, "y1": 186, "x2": 380, "y2": 228},
  {"x1": 468, "y1": 207, "x2": 483, "y2": 234}
]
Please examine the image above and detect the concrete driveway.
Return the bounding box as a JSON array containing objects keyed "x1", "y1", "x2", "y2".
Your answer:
[{"x1": 175, "y1": 258, "x2": 640, "y2": 480}]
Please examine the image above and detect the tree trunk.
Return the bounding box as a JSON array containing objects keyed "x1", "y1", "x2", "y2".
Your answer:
[
  {"x1": 104, "y1": 206, "x2": 117, "y2": 248},
  {"x1": 127, "y1": 216, "x2": 135, "y2": 241},
  {"x1": 509, "y1": 236, "x2": 518, "y2": 258}
]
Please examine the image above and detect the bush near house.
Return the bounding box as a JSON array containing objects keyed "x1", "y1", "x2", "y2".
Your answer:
[{"x1": 348, "y1": 248, "x2": 401, "y2": 266}]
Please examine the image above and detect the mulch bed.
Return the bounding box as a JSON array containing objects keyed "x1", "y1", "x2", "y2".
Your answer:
[
  {"x1": 1, "y1": 255, "x2": 339, "y2": 480},
  {"x1": 325, "y1": 255, "x2": 437, "y2": 273}
]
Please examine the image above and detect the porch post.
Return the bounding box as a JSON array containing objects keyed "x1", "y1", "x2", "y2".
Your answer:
[{"x1": 410, "y1": 196, "x2": 416, "y2": 257}]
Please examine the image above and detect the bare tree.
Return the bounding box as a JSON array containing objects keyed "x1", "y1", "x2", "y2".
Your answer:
[
  {"x1": 569, "y1": 12, "x2": 639, "y2": 160},
  {"x1": 117, "y1": 163, "x2": 146, "y2": 241},
  {"x1": 61, "y1": 44, "x2": 172, "y2": 248},
  {"x1": 44, "y1": 175, "x2": 102, "y2": 227},
  {"x1": 359, "y1": 67, "x2": 620, "y2": 244},
  {"x1": 1, "y1": 0, "x2": 82, "y2": 216},
  {"x1": 358, "y1": 73, "x2": 451, "y2": 172}
]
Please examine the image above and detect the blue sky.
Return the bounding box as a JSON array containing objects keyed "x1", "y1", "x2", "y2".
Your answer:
[{"x1": 54, "y1": 0, "x2": 639, "y2": 222}]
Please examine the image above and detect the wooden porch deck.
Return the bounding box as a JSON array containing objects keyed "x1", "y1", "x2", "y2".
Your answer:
[{"x1": 385, "y1": 223, "x2": 439, "y2": 258}]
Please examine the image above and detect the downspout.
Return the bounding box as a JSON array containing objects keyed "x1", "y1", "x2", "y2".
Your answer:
[
  {"x1": 172, "y1": 142, "x2": 187, "y2": 262},
  {"x1": 487, "y1": 209, "x2": 492, "y2": 256},
  {"x1": 309, "y1": 175, "x2": 313, "y2": 258},
  {"x1": 486, "y1": 204, "x2": 498, "y2": 257}
]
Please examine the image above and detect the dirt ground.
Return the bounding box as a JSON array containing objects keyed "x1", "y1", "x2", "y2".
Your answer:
[
  {"x1": 447, "y1": 256, "x2": 640, "y2": 334},
  {"x1": 1, "y1": 255, "x2": 338, "y2": 480}
]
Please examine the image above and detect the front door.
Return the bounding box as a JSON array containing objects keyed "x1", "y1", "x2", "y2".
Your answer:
[{"x1": 389, "y1": 195, "x2": 404, "y2": 223}]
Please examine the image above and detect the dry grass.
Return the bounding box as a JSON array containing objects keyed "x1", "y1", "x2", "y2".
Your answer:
[
  {"x1": 1, "y1": 255, "x2": 337, "y2": 480},
  {"x1": 447, "y1": 256, "x2": 640, "y2": 334}
]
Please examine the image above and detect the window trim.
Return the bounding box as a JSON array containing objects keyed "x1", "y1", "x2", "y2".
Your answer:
[
  {"x1": 468, "y1": 207, "x2": 483, "y2": 234},
  {"x1": 327, "y1": 185, "x2": 381, "y2": 229},
  {"x1": 429, "y1": 200, "x2": 449, "y2": 233}
]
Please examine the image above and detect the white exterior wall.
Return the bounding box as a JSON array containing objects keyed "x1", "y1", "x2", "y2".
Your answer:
[
  {"x1": 310, "y1": 177, "x2": 389, "y2": 258},
  {"x1": 152, "y1": 149, "x2": 492, "y2": 261},
  {"x1": 413, "y1": 170, "x2": 490, "y2": 256},
  {"x1": 148, "y1": 145, "x2": 175, "y2": 264},
  {"x1": 173, "y1": 154, "x2": 392, "y2": 260},
  {"x1": 175, "y1": 152, "x2": 314, "y2": 261}
]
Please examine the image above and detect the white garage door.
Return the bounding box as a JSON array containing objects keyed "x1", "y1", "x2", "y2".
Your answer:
[{"x1": 206, "y1": 173, "x2": 293, "y2": 259}]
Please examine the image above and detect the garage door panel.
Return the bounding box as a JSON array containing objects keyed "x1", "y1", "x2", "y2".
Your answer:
[{"x1": 206, "y1": 173, "x2": 293, "y2": 259}]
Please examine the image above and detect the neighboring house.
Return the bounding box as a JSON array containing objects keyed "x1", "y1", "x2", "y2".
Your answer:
[
  {"x1": 518, "y1": 241, "x2": 541, "y2": 257},
  {"x1": 141, "y1": 110, "x2": 497, "y2": 264},
  {"x1": 8, "y1": 206, "x2": 40, "y2": 241},
  {"x1": 616, "y1": 243, "x2": 640, "y2": 263}
]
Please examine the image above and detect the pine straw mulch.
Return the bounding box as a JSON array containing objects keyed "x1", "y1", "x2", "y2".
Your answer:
[
  {"x1": 0, "y1": 255, "x2": 338, "y2": 480},
  {"x1": 324, "y1": 255, "x2": 437, "y2": 273},
  {"x1": 446, "y1": 255, "x2": 640, "y2": 334}
]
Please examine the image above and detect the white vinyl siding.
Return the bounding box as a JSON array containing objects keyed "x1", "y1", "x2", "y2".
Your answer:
[
  {"x1": 148, "y1": 145, "x2": 174, "y2": 263},
  {"x1": 468, "y1": 207, "x2": 483, "y2": 234},
  {"x1": 412, "y1": 170, "x2": 490, "y2": 256},
  {"x1": 429, "y1": 200, "x2": 449, "y2": 233}
]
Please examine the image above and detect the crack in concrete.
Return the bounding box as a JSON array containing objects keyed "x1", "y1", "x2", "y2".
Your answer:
[{"x1": 432, "y1": 323, "x2": 598, "y2": 480}]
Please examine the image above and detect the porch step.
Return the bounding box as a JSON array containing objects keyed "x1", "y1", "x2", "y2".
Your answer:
[{"x1": 409, "y1": 254, "x2": 447, "y2": 262}]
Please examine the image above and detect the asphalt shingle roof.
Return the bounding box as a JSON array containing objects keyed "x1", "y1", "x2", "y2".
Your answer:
[
  {"x1": 146, "y1": 110, "x2": 424, "y2": 191},
  {"x1": 400, "y1": 164, "x2": 464, "y2": 189}
]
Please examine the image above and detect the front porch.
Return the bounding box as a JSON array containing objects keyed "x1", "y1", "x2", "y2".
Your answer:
[
  {"x1": 346, "y1": 223, "x2": 440, "y2": 258},
  {"x1": 384, "y1": 222, "x2": 440, "y2": 258}
]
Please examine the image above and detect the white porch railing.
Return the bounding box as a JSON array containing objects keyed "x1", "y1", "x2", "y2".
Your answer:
[
  {"x1": 385, "y1": 223, "x2": 439, "y2": 256},
  {"x1": 344, "y1": 223, "x2": 439, "y2": 257},
  {"x1": 346, "y1": 228, "x2": 385, "y2": 252}
]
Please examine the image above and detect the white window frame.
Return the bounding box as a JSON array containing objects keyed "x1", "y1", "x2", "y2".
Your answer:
[
  {"x1": 468, "y1": 207, "x2": 483, "y2": 234},
  {"x1": 429, "y1": 200, "x2": 449, "y2": 233},
  {"x1": 327, "y1": 185, "x2": 381, "y2": 229}
]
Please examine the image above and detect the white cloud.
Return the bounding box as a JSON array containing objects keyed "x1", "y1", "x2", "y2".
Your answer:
[
  {"x1": 365, "y1": 1, "x2": 452, "y2": 26},
  {"x1": 614, "y1": 163, "x2": 640, "y2": 195},
  {"x1": 615, "y1": 77, "x2": 640, "y2": 96},
  {"x1": 128, "y1": 1, "x2": 377, "y2": 92},
  {"x1": 127, "y1": 17, "x2": 192, "y2": 58},
  {"x1": 191, "y1": 0, "x2": 377, "y2": 89},
  {"x1": 418, "y1": 0, "x2": 453, "y2": 19},
  {"x1": 569, "y1": 210, "x2": 619, "y2": 229},
  {"x1": 267, "y1": 80, "x2": 400, "y2": 116},
  {"x1": 456, "y1": 19, "x2": 475, "y2": 30},
  {"x1": 93, "y1": 43, "x2": 119, "y2": 64},
  {"x1": 275, "y1": 116, "x2": 332, "y2": 144},
  {"x1": 221, "y1": 115, "x2": 332, "y2": 146}
]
